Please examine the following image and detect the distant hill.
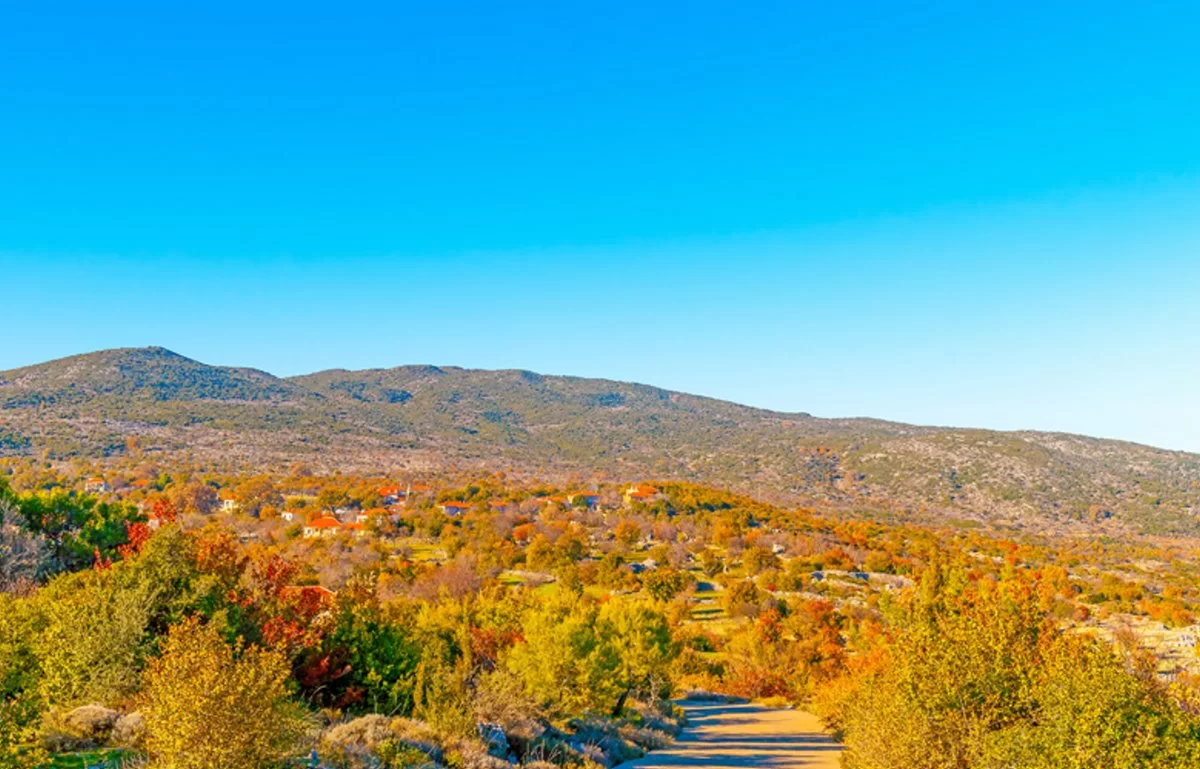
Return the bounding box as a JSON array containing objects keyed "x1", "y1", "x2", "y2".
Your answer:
[{"x1": 3, "y1": 347, "x2": 1199, "y2": 534}]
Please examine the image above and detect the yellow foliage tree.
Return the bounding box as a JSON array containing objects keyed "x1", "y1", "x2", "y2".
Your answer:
[{"x1": 142, "y1": 617, "x2": 310, "y2": 769}]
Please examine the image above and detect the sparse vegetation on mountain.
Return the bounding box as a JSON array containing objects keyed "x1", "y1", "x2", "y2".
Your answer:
[{"x1": 3, "y1": 348, "x2": 1200, "y2": 534}]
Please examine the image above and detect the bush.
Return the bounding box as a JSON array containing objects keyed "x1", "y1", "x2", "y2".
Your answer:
[{"x1": 141, "y1": 617, "x2": 311, "y2": 769}]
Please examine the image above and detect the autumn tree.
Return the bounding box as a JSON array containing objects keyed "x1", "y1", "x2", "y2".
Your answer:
[
  {"x1": 642, "y1": 567, "x2": 692, "y2": 603},
  {"x1": 142, "y1": 617, "x2": 310, "y2": 769},
  {"x1": 234, "y1": 477, "x2": 283, "y2": 517},
  {"x1": 169, "y1": 480, "x2": 218, "y2": 516},
  {"x1": 614, "y1": 519, "x2": 642, "y2": 548}
]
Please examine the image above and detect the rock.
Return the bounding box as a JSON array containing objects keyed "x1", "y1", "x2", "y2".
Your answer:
[
  {"x1": 62, "y1": 704, "x2": 120, "y2": 743},
  {"x1": 112, "y1": 712, "x2": 146, "y2": 748}
]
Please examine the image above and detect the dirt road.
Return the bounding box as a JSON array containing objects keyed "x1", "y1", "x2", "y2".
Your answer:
[{"x1": 623, "y1": 701, "x2": 842, "y2": 769}]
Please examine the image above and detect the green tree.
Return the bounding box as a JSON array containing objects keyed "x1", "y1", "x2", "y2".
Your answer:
[
  {"x1": 597, "y1": 598, "x2": 676, "y2": 714},
  {"x1": 642, "y1": 567, "x2": 691, "y2": 603},
  {"x1": 321, "y1": 595, "x2": 421, "y2": 715},
  {"x1": 31, "y1": 570, "x2": 153, "y2": 707},
  {"x1": 504, "y1": 595, "x2": 621, "y2": 715},
  {"x1": 0, "y1": 594, "x2": 45, "y2": 769}
]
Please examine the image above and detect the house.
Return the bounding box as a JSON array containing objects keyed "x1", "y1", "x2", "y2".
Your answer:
[
  {"x1": 378, "y1": 485, "x2": 405, "y2": 504},
  {"x1": 624, "y1": 483, "x2": 660, "y2": 504},
  {"x1": 342, "y1": 521, "x2": 368, "y2": 537},
  {"x1": 303, "y1": 516, "x2": 343, "y2": 539},
  {"x1": 358, "y1": 507, "x2": 388, "y2": 524},
  {"x1": 280, "y1": 511, "x2": 296, "y2": 522},
  {"x1": 84, "y1": 477, "x2": 110, "y2": 494},
  {"x1": 218, "y1": 492, "x2": 238, "y2": 513},
  {"x1": 439, "y1": 501, "x2": 471, "y2": 516}
]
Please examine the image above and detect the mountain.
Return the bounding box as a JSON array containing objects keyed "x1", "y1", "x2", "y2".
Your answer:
[
  {"x1": 2, "y1": 347, "x2": 1199, "y2": 534},
  {"x1": 0, "y1": 347, "x2": 309, "y2": 405}
]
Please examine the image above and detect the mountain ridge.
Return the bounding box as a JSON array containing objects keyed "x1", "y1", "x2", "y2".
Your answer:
[{"x1": 2, "y1": 347, "x2": 1199, "y2": 534}]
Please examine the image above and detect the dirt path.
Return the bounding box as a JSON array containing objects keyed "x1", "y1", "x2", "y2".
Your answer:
[{"x1": 623, "y1": 701, "x2": 842, "y2": 769}]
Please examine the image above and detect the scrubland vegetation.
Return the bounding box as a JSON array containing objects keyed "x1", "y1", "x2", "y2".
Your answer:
[
  {"x1": 7, "y1": 346, "x2": 1200, "y2": 535},
  {"x1": 4, "y1": 459, "x2": 1200, "y2": 768}
]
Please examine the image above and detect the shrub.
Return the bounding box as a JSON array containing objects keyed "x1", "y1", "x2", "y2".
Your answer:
[{"x1": 141, "y1": 617, "x2": 311, "y2": 769}]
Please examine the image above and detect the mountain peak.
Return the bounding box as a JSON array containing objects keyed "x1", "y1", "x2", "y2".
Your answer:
[{"x1": 0, "y1": 346, "x2": 306, "y2": 405}]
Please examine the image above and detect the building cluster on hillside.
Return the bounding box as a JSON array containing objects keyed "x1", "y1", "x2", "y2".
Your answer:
[{"x1": 74, "y1": 472, "x2": 669, "y2": 544}]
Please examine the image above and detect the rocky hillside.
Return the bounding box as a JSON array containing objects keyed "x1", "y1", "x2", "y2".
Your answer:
[{"x1": 2, "y1": 347, "x2": 1199, "y2": 534}]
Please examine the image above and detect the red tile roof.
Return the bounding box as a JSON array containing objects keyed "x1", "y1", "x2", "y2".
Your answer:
[{"x1": 306, "y1": 516, "x2": 342, "y2": 529}]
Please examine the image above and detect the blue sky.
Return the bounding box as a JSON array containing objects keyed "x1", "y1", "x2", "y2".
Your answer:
[{"x1": 2, "y1": 2, "x2": 1200, "y2": 450}]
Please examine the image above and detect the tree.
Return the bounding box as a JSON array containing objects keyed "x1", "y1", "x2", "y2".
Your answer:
[
  {"x1": 699, "y1": 548, "x2": 724, "y2": 577},
  {"x1": 170, "y1": 481, "x2": 218, "y2": 516},
  {"x1": 615, "y1": 519, "x2": 642, "y2": 548},
  {"x1": 742, "y1": 545, "x2": 780, "y2": 576},
  {"x1": 597, "y1": 598, "x2": 676, "y2": 714},
  {"x1": 642, "y1": 567, "x2": 691, "y2": 603},
  {"x1": 0, "y1": 498, "x2": 46, "y2": 594},
  {"x1": 309, "y1": 592, "x2": 421, "y2": 715},
  {"x1": 31, "y1": 569, "x2": 153, "y2": 707},
  {"x1": 832, "y1": 568, "x2": 1200, "y2": 769},
  {"x1": 234, "y1": 477, "x2": 283, "y2": 517},
  {"x1": 316, "y1": 488, "x2": 351, "y2": 514},
  {"x1": 505, "y1": 595, "x2": 622, "y2": 715},
  {"x1": 0, "y1": 594, "x2": 46, "y2": 769},
  {"x1": 142, "y1": 617, "x2": 310, "y2": 769},
  {"x1": 15, "y1": 490, "x2": 136, "y2": 574},
  {"x1": 722, "y1": 579, "x2": 762, "y2": 618}
]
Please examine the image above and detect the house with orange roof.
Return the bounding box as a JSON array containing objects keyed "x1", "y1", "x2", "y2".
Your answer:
[
  {"x1": 303, "y1": 515, "x2": 344, "y2": 539},
  {"x1": 84, "y1": 477, "x2": 110, "y2": 494},
  {"x1": 342, "y1": 521, "x2": 368, "y2": 537},
  {"x1": 624, "y1": 483, "x2": 661, "y2": 505},
  {"x1": 438, "y1": 501, "x2": 471, "y2": 516},
  {"x1": 378, "y1": 485, "x2": 405, "y2": 504},
  {"x1": 357, "y1": 507, "x2": 388, "y2": 524}
]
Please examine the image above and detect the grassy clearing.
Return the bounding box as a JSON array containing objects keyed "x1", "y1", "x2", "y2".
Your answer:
[{"x1": 44, "y1": 749, "x2": 135, "y2": 769}]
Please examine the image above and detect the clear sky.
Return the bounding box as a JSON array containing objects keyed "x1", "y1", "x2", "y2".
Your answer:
[{"x1": 3, "y1": 3, "x2": 1200, "y2": 450}]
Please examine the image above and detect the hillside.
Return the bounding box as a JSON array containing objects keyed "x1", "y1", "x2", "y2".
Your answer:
[{"x1": 2, "y1": 347, "x2": 1199, "y2": 533}]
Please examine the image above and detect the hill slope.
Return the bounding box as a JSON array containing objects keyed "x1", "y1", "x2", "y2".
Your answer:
[{"x1": 2, "y1": 348, "x2": 1199, "y2": 533}]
